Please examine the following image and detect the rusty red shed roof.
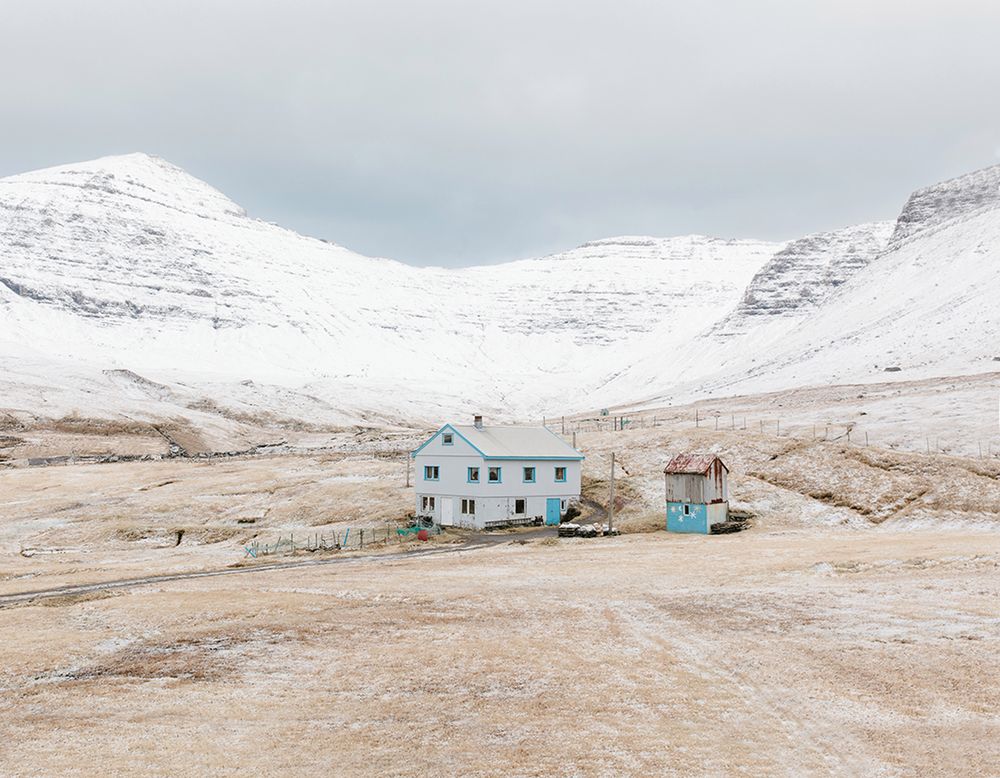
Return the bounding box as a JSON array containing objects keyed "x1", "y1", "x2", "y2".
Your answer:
[{"x1": 663, "y1": 454, "x2": 728, "y2": 475}]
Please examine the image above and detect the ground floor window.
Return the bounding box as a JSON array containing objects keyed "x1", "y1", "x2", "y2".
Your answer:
[
  {"x1": 461, "y1": 499, "x2": 475, "y2": 515},
  {"x1": 515, "y1": 498, "x2": 526, "y2": 514},
  {"x1": 421, "y1": 496, "x2": 436, "y2": 511}
]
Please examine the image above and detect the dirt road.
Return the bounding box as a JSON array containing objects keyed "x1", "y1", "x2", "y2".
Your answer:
[{"x1": 0, "y1": 528, "x2": 556, "y2": 608}]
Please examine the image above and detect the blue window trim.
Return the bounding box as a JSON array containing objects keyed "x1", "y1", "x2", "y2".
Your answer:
[
  {"x1": 488, "y1": 466, "x2": 502, "y2": 484},
  {"x1": 423, "y1": 465, "x2": 440, "y2": 481},
  {"x1": 554, "y1": 466, "x2": 567, "y2": 483},
  {"x1": 467, "y1": 467, "x2": 480, "y2": 484},
  {"x1": 522, "y1": 466, "x2": 536, "y2": 483}
]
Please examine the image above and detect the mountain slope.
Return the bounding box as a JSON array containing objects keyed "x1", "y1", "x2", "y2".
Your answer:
[
  {"x1": 593, "y1": 164, "x2": 1000, "y2": 410},
  {"x1": 3, "y1": 153, "x2": 998, "y2": 432},
  {"x1": 714, "y1": 221, "x2": 894, "y2": 335},
  {"x1": 0, "y1": 153, "x2": 778, "y2": 422}
]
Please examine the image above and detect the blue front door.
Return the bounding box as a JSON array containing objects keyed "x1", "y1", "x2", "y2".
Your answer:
[{"x1": 545, "y1": 498, "x2": 562, "y2": 525}]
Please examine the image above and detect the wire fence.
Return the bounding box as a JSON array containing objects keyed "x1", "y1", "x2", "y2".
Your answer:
[
  {"x1": 542, "y1": 412, "x2": 1000, "y2": 459},
  {"x1": 244, "y1": 522, "x2": 440, "y2": 559}
]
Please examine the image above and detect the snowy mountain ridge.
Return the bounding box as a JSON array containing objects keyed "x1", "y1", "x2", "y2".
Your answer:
[
  {"x1": 1, "y1": 153, "x2": 999, "y2": 429},
  {"x1": 0, "y1": 153, "x2": 778, "y2": 422}
]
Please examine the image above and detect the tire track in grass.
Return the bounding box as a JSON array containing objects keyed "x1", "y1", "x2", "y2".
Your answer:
[{"x1": 0, "y1": 528, "x2": 555, "y2": 608}]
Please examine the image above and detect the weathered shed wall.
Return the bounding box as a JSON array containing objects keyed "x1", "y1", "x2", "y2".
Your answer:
[
  {"x1": 665, "y1": 473, "x2": 706, "y2": 503},
  {"x1": 665, "y1": 459, "x2": 728, "y2": 504}
]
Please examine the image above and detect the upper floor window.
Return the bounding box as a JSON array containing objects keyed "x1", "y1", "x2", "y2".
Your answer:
[
  {"x1": 424, "y1": 465, "x2": 440, "y2": 481},
  {"x1": 522, "y1": 466, "x2": 535, "y2": 483},
  {"x1": 488, "y1": 466, "x2": 502, "y2": 483},
  {"x1": 554, "y1": 466, "x2": 567, "y2": 482},
  {"x1": 467, "y1": 467, "x2": 480, "y2": 483},
  {"x1": 442, "y1": 433, "x2": 454, "y2": 446}
]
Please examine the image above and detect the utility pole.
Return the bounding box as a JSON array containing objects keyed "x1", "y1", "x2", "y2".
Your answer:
[
  {"x1": 608, "y1": 452, "x2": 616, "y2": 534},
  {"x1": 572, "y1": 431, "x2": 577, "y2": 450},
  {"x1": 405, "y1": 455, "x2": 410, "y2": 487}
]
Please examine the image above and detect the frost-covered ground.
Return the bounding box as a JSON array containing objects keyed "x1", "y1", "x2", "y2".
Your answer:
[
  {"x1": 2, "y1": 424, "x2": 999, "y2": 775},
  {"x1": 1, "y1": 525, "x2": 997, "y2": 776}
]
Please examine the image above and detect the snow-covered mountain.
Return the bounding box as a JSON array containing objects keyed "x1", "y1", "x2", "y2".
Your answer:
[
  {"x1": 592, "y1": 163, "x2": 1000, "y2": 410},
  {"x1": 2, "y1": 153, "x2": 998, "y2": 431},
  {"x1": 0, "y1": 153, "x2": 777, "y2": 424}
]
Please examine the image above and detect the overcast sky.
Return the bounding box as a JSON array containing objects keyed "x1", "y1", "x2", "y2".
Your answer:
[{"x1": 2, "y1": 1, "x2": 1000, "y2": 266}]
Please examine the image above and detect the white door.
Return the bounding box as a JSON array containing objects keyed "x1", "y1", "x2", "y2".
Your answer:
[{"x1": 440, "y1": 497, "x2": 454, "y2": 526}]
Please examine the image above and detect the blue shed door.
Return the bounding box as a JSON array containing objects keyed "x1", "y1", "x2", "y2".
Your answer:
[{"x1": 545, "y1": 498, "x2": 562, "y2": 525}]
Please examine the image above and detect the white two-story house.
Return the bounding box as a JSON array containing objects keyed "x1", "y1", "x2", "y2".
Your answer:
[{"x1": 411, "y1": 416, "x2": 584, "y2": 529}]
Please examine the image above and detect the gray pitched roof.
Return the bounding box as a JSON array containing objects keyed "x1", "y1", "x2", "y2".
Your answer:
[{"x1": 445, "y1": 424, "x2": 583, "y2": 460}]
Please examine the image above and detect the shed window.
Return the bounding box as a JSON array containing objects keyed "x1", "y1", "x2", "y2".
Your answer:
[
  {"x1": 424, "y1": 465, "x2": 439, "y2": 481},
  {"x1": 442, "y1": 433, "x2": 454, "y2": 445},
  {"x1": 467, "y1": 467, "x2": 479, "y2": 483},
  {"x1": 522, "y1": 466, "x2": 535, "y2": 483},
  {"x1": 488, "y1": 466, "x2": 502, "y2": 483},
  {"x1": 461, "y1": 499, "x2": 475, "y2": 515},
  {"x1": 683, "y1": 504, "x2": 690, "y2": 515},
  {"x1": 554, "y1": 466, "x2": 567, "y2": 482},
  {"x1": 515, "y1": 498, "x2": 526, "y2": 514}
]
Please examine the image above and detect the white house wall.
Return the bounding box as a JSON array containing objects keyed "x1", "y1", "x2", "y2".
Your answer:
[{"x1": 413, "y1": 440, "x2": 581, "y2": 529}]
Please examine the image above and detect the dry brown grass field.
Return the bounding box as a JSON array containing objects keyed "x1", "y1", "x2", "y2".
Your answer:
[{"x1": 1, "y1": 417, "x2": 999, "y2": 776}]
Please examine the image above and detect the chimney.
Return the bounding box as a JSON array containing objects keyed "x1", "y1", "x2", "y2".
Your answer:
[{"x1": 474, "y1": 415, "x2": 484, "y2": 429}]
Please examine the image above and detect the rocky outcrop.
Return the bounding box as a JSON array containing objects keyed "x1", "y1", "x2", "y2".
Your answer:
[
  {"x1": 713, "y1": 222, "x2": 893, "y2": 335},
  {"x1": 889, "y1": 163, "x2": 1000, "y2": 246}
]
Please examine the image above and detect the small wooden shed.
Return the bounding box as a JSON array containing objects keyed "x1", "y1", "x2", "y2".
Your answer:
[{"x1": 664, "y1": 454, "x2": 729, "y2": 534}]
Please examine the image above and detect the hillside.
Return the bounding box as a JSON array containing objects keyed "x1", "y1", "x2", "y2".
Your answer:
[
  {"x1": 589, "y1": 164, "x2": 1000, "y2": 412},
  {"x1": 0, "y1": 154, "x2": 777, "y2": 426},
  {"x1": 2, "y1": 154, "x2": 999, "y2": 443}
]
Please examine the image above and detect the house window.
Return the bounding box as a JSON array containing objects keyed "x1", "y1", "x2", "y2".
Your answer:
[
  {"x1": 488, "y1": 466, "x2": 502, "y2": 483},
  {"x1": 515, "y1": 498, "x2": 526, "y2": 514},
  {"x1": 522, "y1": 466, "x2": 535, "y2": 483},
  {"x1": 554, "y1": 466, "x2": 567, "y2": 482},
  {"x1": 467, "y1": 467, "x2": 479, "y2": 483},
  {"x1": 442, "y1": 433, "x2": 454, "y2": 446},
  {"x1": 421, "y1": 496, "x2": 436, "y2": 511},
  {"x1": 461, "y1": 499, "x2": 476, "y2": 515},
  {"x1": 424, "y1": 465, "x2": 439, "y2": 481},
  {"x1": 684, "y1": 504, "x2": 690, "y2": 515}
]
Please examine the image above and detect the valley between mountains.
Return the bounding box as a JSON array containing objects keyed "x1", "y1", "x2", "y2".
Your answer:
[{"x1": 1, "y1": 153, "x2": 999, "y2": 459}]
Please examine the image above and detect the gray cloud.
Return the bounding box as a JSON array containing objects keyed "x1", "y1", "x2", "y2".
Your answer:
[{"x1": 3, "y1": 0, "x2": 999, "y2": 266}]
